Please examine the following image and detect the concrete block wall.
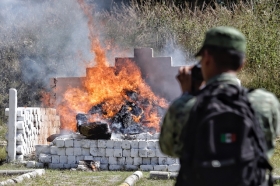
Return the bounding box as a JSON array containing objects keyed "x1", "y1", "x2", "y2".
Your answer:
[
  {"x1": 35, "y1": 133, "x2": 180, "y2": 171},
  {"x1": 5, "y1": 107, "x2": 60, "y2": 161}
]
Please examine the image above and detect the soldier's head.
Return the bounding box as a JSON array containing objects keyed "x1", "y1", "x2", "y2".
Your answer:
[{"x1": 195, "y1": 26, "x2": 246, "y2": 81}]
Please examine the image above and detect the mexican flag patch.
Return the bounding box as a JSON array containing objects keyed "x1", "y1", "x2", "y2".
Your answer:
[{"x1": 221, "y1": 133, "x2": 236, "y2": 143}]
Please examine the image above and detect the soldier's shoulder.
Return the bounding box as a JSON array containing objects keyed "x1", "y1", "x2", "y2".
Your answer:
[
  {"x1": 169, "y1": 94, "x2": 196, "y2": 110},
  {"x1": 248, "y1": 88, "x2": 279, "y2": 106}
]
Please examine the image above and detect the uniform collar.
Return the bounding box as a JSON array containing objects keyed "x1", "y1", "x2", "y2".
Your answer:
[{"x1": 206, "y1": 73, "x2": 240, "y2": 86}]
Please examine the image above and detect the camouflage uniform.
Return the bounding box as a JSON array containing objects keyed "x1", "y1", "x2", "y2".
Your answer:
[{"x1": 159, "y1": 73, "x2": 280, "y2": 159}]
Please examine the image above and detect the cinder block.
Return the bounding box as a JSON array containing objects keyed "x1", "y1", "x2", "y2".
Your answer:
[
  {"x1": 66, "y1": 148, "x2": 74, "y2": 156},
  {"x1": 139, "y1": 141, "x2": 147, "y2": 149},
  {"x1": 82, "y1": 148, "x2": 90, "y2": 156},
  {"x1": 100, "y1": 157, "x2": 109, "y2": 164},
  {"x1": 64, "y1": 139, "x2": 74, "y2": 148},
  {"x1": 54, "y1": 138, "x2": 65, "y2": 147},
  {"x1": 81, "y1": 140, "x2": 91, "y2": 148},
  {"x1": 151, "y1": 158, "x2": 158, "y2": 165},
  {"x1": 155, "y1": 141, "x2": 160, "y2": 149},
  {"x1": 137, "y1": 133, "x2": 147, "y2": 140},
  {"x1": 93, "y1": 157, "x2": 101, "y2": 162},
  {"x1": 139, "y1": 149, "x2": 148, "y2": 157},
  {"x1": 159, "y1": 158, "x2": 167, "y2": 165},
  {"x1": 52, "y1": 155, "x2": 60, "y2": 164},
  {"x1": 133, "y1": 157, "x2": 142, "y2": 165},
  {"x1": 57, "y1": 148, "x2": 66, "y2": 156},
  {"x1": 105, "y1": 148, "x2": 114, "y2": 157},
  {"x1": 109, "y1": 157, "x2": 118, "y2": 164},
  {"x1": 147, "y1": 140, "x2": 156, "y2": 149},
  {"x1": 176, "y1": 158, "x2": 180, "y2": 164},
  {"x1": 90, "y1": 147, "x2": 98, "y2": 156},
  {"x1": 167, "y1": 158, "x2": 177, "y2": 165},
  {"x1": 131, "y1": 149, "x2": 139, "y2": 157},
  {"x1": 168, "y1": 164, "x2": 180, "y2": 172},
  {"x1": 50, "y1": 146, "x2": 58, "y2": 155},
  {"x1": 117, "y1": 157, "x2": 125, "y2": 165},
  {"x1": 131, "y1": 141, "x2": 139, "y2": 149},
  {"x1": 90, "y1": 140, "x2": 98, "y2": 148},
  {"x1": 106, "y1": 140, "x2": 114, "y2": 148},
  {"x1": 35, "y1": 145, "x2": 50, "y2": 155},
  {"x1": 154, "y1": 165, "x2": 168, "y2": 171},
  {"x1": 76, "y1": 156, "x2": 84, "y2": 163},
  {"x1": 63, "y1": 164, "x2": 71, "y2": 169},
  {"x1": 142, "y1": 158, "x2": 151, "y2": 165},
  {"x1": 125, "y1": 157, "x2": 134, "y2": 165},
  {"x1": 39, "y1": 154, "x2": 52, "y2": 163},
  {"x1": 59, "y1": 156, "x2": 68, "y2": 164},
  {"x1": 156, "y1": 149, "x2": 167, "y2": 158},
  {"x1": 100, "y1": 164, "x2": 108, "y2": 170},
  {"x1": 114, "y1": 141, "x2": 122, "y2": 149},
  {"x1": 35, "y1": 162, "x2": 44, "y2": 168},
  {"x1": 74, "y1": 148, "x2": 82, "y2": 156},
  {"x1": 124, "y1": 165, "x2": 138, "y2": 171},
  {"x1": 70, "y1": 164, "x2": 78, "y2": 168},
  {"x1": 140, "y1": 165, "x2": 153, "y2": 171},
  {"x1": 123, "y1": 149, "x2": 131, "y2": 157},
  {"x1": 84, "y1": 156, "x2": 94, "y2": 161},
  {"x1": 109, "y1": 165, "x2": 124, "y2": 170},
  {"x1": 74, "y1": 139, "x2": 82, "y2": 147},
  {"x1": 98, "y1": 140, "x2": 107, "y2": 148},
  {"x1": 26, "y1": 161, "x2": 36, "y2": 168},
  {"x1": 147, "y1": 133, "x2": 153, "y2": 140},
  {"x1": 151, "y1": 133, "x2": 160, "y2": 139},
  {"x1": 122, "y1": 140, "x2": 131, "y2": 149},
  {"x1": 68, "y1": 156, "x2": 76, "y2": 164},
  {"x1": 114, "y1": 149, "x2": 122, "y2": 157},
  {"x1": 147, "y1": 149, "x2": 156, "y2": 157}
]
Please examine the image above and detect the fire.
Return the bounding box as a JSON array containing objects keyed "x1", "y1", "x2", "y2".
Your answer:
[{"x1": 42, "y1": 0, "x2": 168, "y2": 133}]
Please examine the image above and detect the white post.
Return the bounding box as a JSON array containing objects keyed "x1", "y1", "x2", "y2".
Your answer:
[{"x1": 7, "y1": 88, "x2": 17, "y2": 162}]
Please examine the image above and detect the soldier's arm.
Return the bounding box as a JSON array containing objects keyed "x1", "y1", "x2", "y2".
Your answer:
[{"x1": 159, "y1": 94, "x2": 195, "y2": 157}]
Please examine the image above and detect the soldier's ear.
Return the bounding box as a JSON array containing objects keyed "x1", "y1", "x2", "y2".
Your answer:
[{"x1": 237, "y1": 58, "x2": 246, "y2": 71}]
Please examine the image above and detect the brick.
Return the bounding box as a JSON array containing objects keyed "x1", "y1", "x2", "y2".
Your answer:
[
  {"x1": 50, "y1": 146, "x2": 58, "y2": 155},
  {"x1": 117, "y1": 157, "x2": 125, "y2": 165},
  {"x1": 70, "y1": 164, "x2": 78, "y2": 168},
  {"x1": 26, "y1": 161, "x2": 36, "y2": 168},
  {"x1": 124, "y1": 165, "x2": 138, "y2": 171},
  {"x1": 137, "y1": 133, "x2": 147, "y2": 140},
  {"x1": 39, "y1": 154, "x2": 52, "y2": 163},
  {"x1": 100, "y1": 157, "x2": 109, "y2": 164},
  {"x1": 109, "y1": 157, "x2": 118, "y2": 164},
  {"x1": 114, "y1": 141, "x2": 122, "y2": 149},
  {"x1": 93, "y1": 157, "x2": 101, "y2": 162},
  {"x1": 156, "y1": 149, "x2": 167, "y2": 158},
  {"x1": 123, "y1": 150, "x2": 131, "y2": 157},
  {"x1": 159, "y1": 158, "x2": 167, "y2": 165},
  {"x1": 36, "y1": 145, "x2": 50, "y2": 155},
  {"x1": 74, "y1": 139, "x2": 82, "y2": 147},
  {"x1": 100, "y1": 164, "x2": 108, "y2": 170},
  {"x1": 98, "y1": 140, "x2": 107, "y2": 148},
  {"x1": 167, "y1": 158, "x2": 177, "y2": 165},
  {"x1": 142, "y1": 158, "x2": 151, "y2": 165},
  {"x1": 106, "y1": 140, "x2": 114, "y2": 148},
  {"x1": 63, "y1": 164, "x2": 71, "y2": 169},
  {"x1": 147, "y1": 149, "x2": 156, "y2": 157},
  {"x1": 154, "y1": 165, "x2": 168, "y2": 171},
  {"x1": 97, "y1": 148, "x2": 106, "y2": 156},
  {"x1": 105, "y1": 148, "x2": 114, "y2": 157},
  {"x1": 147, "y1": 133, "x2": 153, "y2": 140},
  {"x1": 125, "y1": 157, "x2": 134, "y2": 165},
  {"x1": 109, "y1": 165, "x2": 124, "y2": 170},
  {"x1": 139, "y1": 141, "x2": 147, "y2": 149},
  {"x1": 168, "y1": 164, "x2": 180, "y2": 172},
  {"x1": 131, "y1": 141, "x2": 139, "y2": 149},
  {"x1": 147, "y1": 140, "x2": 156, "y2": 149},
  {"x1": 64, "y1": 139, "x2": 74, "y2": 147},
  {"x1": 151, "y1": 133, "x2": 160, "y2": 139},
  {"x1": 82, "y1": 148, "x2": 90, "y2": 156},
  {"x1": 133, "y1": 157, "x2": 142, "y2": 165},
  {"x1": 68, "y1": 156, "x2": 76, "y2": 164},
  {"x1": 114, "y1": 149, "x2": 122, "y2": 157},
  {"x1": 84, "y1": 156, "x2": 94, "y2": 161},
  {"x1": 66, "y1": 148, "x2": 74, "y2": 155},
  {"x1": 81, "y1": 140, "x2": 91, "y2": 148},
  {"x1": 74, "y1": 148, "x2": 82, "y2": 156},
  {"x1": 76, "y1": 156, "x2": 84, "y2": 163},
  {"x1": 140, "y1": 165, "x2": 153, "y2": 171},
  {"x1": 52, "y1": 155, "x2": 60, "y2": 164},
  {"x1": 49, "y1": 163, "x2": 64, "y2": 169},
  {"x1": 90, "y1": 147, "x2": 98, "y2": 156},
  {"x1": 151, "y1": 157, "x2": 158, "y2": 165},
  {"x1": 139, "y1": 149, "x2": 148, "y2": 157},
  {"x1": 35, "y1": 162, "x2": 44, "y2": 168},
  {"x1": 122, "y1": 140, "x2": 131, "y2": 149},
  {"x1": 131, "y1": 149, "x2": 138, "y2": 157},
  {"x1": 155, "y1": 141, "x2": 160, "y2": 149},
  {"x1": 57, "y1": 148, "x2": 66, "y2": 156},
  {"x1": 54, "y1": 138, "x2": 65, "y2": 147},
  {"x1": 59, "y1": 156, "x2": 68, "y2": 164}
]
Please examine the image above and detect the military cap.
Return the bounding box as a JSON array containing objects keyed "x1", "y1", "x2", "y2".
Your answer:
[{"x1": 195, "y1": 26, "x2": 246, "y2": 57}]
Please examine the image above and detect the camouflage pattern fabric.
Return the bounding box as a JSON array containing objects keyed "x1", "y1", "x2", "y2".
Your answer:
[{"x1": 159, "y1": 73, "x2": 280, "y2": 159}]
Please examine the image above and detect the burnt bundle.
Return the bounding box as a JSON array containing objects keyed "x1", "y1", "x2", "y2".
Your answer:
[{"x1": 77, "y1": 121, "x2": 111, "y2": 140}]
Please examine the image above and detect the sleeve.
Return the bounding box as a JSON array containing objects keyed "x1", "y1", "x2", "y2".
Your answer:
[{"x1": 159, "y1": 94, "x2": 194, "y2": 158}]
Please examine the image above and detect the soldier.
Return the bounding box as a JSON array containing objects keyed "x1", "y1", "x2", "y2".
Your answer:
[{"x1": 159, "y1": 26, "x2": 280, "y2": 185}]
